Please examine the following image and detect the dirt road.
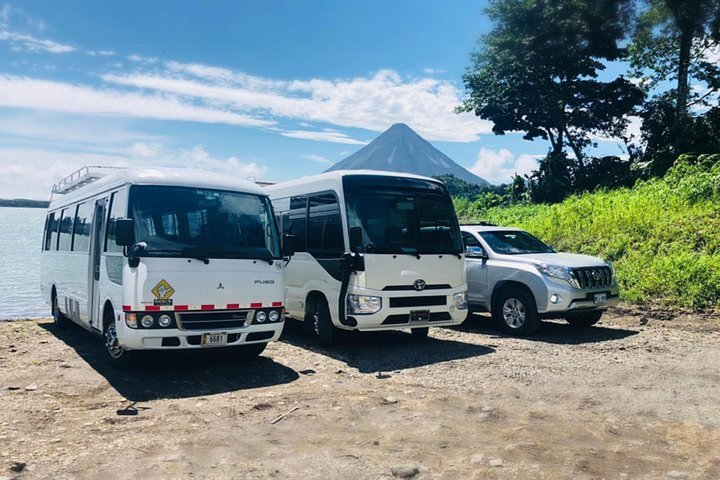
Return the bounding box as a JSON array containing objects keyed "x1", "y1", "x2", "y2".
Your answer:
[{"x1": 1, "y1": 309, "x2": 719, "y2": 479}]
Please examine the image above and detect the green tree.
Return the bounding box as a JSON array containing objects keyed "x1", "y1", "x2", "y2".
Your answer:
[
  {"x1": 630, "y1": 0, "x2": 720, "y2": 142},
  {"x1": 458, "y1": 0, "x2": 644, "y2": 171}
]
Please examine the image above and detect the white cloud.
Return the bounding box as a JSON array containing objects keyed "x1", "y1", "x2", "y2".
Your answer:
[
  {"x1": 127, "y1": 54, "x2": 158, "y2": 64},
  {"x1": 0, "y1": 75, "x2": 276, "y2": 127},
  {"x1": 277, "y1": 129, "x2": 366, "y2": 145},
  {"x1": 469, "y1": 148, "x2": 543, "y2": 184},
  {"x1": 0, "y1": 30, "x2": 74, "y2": 53},
  {"x1": 0, "y1": 143, "x2": 268, "y2": 200},
  {"x1": 302, "y1": 154, "x2": 333, "y2": 165},
  {"x1": 87, "y1": 49, "x2": 115, "y2": 56},
  {"x1": 102, "y1": 63, "x2": 492, "y2": 142}
]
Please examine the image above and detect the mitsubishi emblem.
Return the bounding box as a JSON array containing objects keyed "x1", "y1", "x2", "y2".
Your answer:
[{"x1": 217, "y1": 282, "x2": 224, "y2": 290}]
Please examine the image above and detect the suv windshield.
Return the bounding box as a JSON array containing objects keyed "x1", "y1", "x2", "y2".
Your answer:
[
  {"x1": 480, "y1": 230, "x2": 555, "y2": 255},
  {"x1": 129, "y1": 185, "x2": 280, "y2": 259},
  {"x1": 343, "y1": 175, "x2": 463, "y2": 255}
]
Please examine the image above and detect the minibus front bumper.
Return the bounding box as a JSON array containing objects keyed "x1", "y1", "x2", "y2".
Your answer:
[{"x1": 341, "y1": 285, "x2": 468, "y2": 331}]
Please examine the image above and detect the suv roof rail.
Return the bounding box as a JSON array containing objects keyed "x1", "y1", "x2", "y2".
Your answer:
[
  {"x1": 51, "y1": 166, "x2": 126, "y2": 197},
  {"x1": 461, "y1": 221, "x2": 497, "y2": 226}
]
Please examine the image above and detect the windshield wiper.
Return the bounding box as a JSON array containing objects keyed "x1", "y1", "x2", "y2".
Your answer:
[
  {"x1": 398, "y1": 247, "x2": 421, "y2": 259},
  {"x1": 180, "y1": 246, "x2": 212, "y2": 264}
]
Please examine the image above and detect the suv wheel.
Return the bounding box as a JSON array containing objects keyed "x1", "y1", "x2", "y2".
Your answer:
[
  {"x1": 565, "y1": 311, "x2": 603, "y2": 328},
  {"x1": 493, "y1": 288, "x2": 541, "y2": 336}
]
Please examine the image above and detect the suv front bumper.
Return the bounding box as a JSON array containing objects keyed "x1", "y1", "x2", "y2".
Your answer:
[{"x1": 535, "y1": 279, "x2": 620, "y2": 317}]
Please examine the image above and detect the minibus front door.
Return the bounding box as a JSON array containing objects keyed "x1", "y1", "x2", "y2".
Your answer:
[{"x1": 88, "y1": 198, "x2": 107, "y2": 331}]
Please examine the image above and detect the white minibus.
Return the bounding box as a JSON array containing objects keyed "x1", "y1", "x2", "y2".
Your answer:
[
  {"x1": 41, "y1": 166, "x2": 293, "y2": 367},
  {"x1": 266, "y1": 170, "x2": 467, "y2": 345}
]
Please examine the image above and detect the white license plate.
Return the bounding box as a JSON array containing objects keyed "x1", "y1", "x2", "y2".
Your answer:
[
  {"x1": 201, "y1": 333, "x2": 228, "y2": 347},
  {"x1": 593, "y1": 293, "x2": 608, "y2": 304}
]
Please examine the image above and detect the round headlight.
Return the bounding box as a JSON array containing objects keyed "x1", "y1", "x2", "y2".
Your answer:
[
  {"x1": 158, "y1": 314, "x2": 172, "y2": 327},
  {"x1": 268, "y1": 310, "x2": 279, "y2": 322},
  {"x1": 255, "y1": 311, "x2": 267, "y2": 323},
  {"x1": 140, "y1": 314, "x2": 154, "y2": 328}
]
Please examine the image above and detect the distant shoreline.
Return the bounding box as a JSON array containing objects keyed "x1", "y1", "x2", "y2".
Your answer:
[{"x1": 0, "y1": 199, "x2": 50, "y2": 209}]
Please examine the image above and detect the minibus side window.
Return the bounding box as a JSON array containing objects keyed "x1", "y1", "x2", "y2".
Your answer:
[
  {"x1": 57, "y1": 208, "x2": 74, "y2": 251},
  {"x1": 44, "y1": 212, "x2": 57, "y2": 251},
  {"x1": 72, "y1": 202, "x2": 93, "y2": 252},
  {"x1": 287, "y1": 195, "x2": 308, "y2": 252},
  {"x1": 307, "y1": 193, "x2": 343, "y2": 257},
  {"x1": 105, "y1": 189, "x2": 128, "y2": 253}
]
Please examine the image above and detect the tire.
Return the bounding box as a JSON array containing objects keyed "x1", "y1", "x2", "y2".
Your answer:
[
  {"x1": 234, "y1": 342, "x2": 267, "y2": 358},
  {"x1": 51, "y1": 292, "x2": 68, "y2": 328},
  {"x1": 310, "y1": 296, "x2": 336, "y2": 347},
  {"x1": 492, "y1": 287, "x2": 541, "y2": 336},
  {"x1": 411, "y1": 327, "x2": 430, "y2": 340},
  {"x1": 103, "y1": 316, "x2": 135, "y2": 369},
  {"x1": 565, "y1": 311, "x2": 603, "y2": 328}
]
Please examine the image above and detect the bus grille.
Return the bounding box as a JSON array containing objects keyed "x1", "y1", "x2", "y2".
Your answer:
[
  {"x1": 572, "y1": 267, "x2": 613, "y2": 289},
  {"x1": 177, "y1": 310, "x2": 250, "y2": 330},
  {"x1": 389, "y1": 296, "x2": 447, "y2": 308}
]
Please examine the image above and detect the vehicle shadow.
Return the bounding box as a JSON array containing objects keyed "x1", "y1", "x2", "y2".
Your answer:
[
  {"x1": 40, "y1": 323, "x2": 299, "y2": 402},
  {"x1": 280, "y1": 320, "x2": 495, "y2": 373},
  {"x1": 456, "y1": 312, "x2": 639, "y2": 345}
]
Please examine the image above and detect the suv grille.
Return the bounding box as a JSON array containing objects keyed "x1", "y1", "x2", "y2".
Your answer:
[
  {"x1": 177, "y1": 310, "x2": 250, "y2": 330},
  {"x1": 572, "y1": 267, "x2": 612, "y2": 289}
]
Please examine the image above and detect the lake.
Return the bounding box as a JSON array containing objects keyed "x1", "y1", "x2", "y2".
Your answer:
[{"x1": 0, "y1": 207, "x2": 47, "y2": 319}]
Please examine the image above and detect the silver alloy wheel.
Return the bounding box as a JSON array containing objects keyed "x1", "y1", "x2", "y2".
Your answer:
[
  {"x1": 502, "y1": 297, "x2": 526, "y2": 328},
  {"x1": 104, "y1": 322, "x2": 123, "y2": 359}
]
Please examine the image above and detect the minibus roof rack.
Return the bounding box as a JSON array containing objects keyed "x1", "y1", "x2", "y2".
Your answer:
[{"x1": 52, "y1": 166, "x2": 126, "y2": 196}]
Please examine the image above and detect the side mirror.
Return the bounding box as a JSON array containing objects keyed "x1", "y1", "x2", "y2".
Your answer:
[
  {"x1": 349, "y1": 226, "x2": 363, "y2": 252},
  {"x1": 465, "y1": 245, "x2": 487, "y2": 259},
  {"x1": 114, "y1": 218, "x2": 135, "y2": 247},
  {"x1": 282, "y1": 234, "x2": 296, "y2": 257}
]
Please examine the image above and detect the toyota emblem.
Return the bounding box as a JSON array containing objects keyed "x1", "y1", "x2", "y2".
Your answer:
[{"x1": 413, "y1": 279, "x2": 427, "y2": 291}]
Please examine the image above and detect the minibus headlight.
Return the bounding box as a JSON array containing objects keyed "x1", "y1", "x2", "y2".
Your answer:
[
  {"x1": 125, "y1": 313, "x2": 137, "y2": 329},
  {"x1": 158, "y1": 314, "x2": 172, "y2": 327},
  {"x1": 268, "y1": 310, "x2": 280, "y2": 322},
  {"x1": 140, "y1": 314, "x2": 155, "y2": 328},
  {"x1": 256, "y1": 311, "x2": 267, "y2": 323},
  {"x1": 347, "y1": 295, "x2": 382, "y2": 315},
  {"x1": 453, "y1": 291, "x2": 468, "y2": 310}
]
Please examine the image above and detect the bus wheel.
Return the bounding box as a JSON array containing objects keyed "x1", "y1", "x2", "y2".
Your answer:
[
  {"x1": 235, "y1": 342, "x2": 267, "y2": 358},
  {"x1": 311, "y1": 297, "x2": 336, "y2": 347},
  {"x1": 103, "y1": 318, "x2": 134, "y2": 369},
  {"x1": 411, "y1": 327, "x2": 429, "y2": 340},
  {"x1": 52, "y1": 293, "x2": 68, "y2": 328}
]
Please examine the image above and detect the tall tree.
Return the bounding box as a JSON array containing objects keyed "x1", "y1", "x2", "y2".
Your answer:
[
  {"x1": 630, "y1": 0, "x2": 720, "y2": 144},
  {"x1": 458, "y1": 0, "x2": 644, "y2": 170}
]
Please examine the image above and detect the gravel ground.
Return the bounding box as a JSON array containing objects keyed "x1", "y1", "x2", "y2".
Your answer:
[{"x1": 1, "y1": 307, "x2": 719, "y2": 479}]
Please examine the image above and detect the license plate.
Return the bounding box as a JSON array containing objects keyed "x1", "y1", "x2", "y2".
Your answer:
[
  {"x1": 201, "y1": 332, "x2": 228, "y2": 347},
  {"x1": 410, "y1": 310, "x2": 430, "y2": 322},
  {"x1": 593, "y1": 293, "x2": 608, "y2": 304}
]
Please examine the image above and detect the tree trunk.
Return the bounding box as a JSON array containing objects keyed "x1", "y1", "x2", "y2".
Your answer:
[{"x1": 674, "y1": 27, "x2": 693, "y2": 148}]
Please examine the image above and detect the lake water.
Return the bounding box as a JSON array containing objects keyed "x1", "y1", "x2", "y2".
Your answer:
[{"x1": 0, "y1": 207, "x2": 47, "y2": 319}]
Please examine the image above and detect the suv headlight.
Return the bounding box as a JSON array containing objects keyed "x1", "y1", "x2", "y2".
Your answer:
[
  {"x1": 536, "y1": 264, "x2": 580, "y2": 288},
  {"x1": 453, "y1": 291, "x2": 468, "y2": 310},
  {"x1": 347, "y1": 295, "x2": 382, "y2": 315}
]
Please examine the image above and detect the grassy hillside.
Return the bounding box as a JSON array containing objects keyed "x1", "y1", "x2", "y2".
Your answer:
[{"x1": 454, "y1": 154, "x2": 720, "y2": 310}]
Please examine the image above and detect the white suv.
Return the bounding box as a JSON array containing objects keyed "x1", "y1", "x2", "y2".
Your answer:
[{"x1": 461, "y1": 225, "x2": 620, "y2": 335}]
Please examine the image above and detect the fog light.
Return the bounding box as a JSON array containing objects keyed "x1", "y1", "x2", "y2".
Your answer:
[
  {"x1": 550, "y1": 294, "x2": 562, "y2": 304},
  {"x1": 141, "y1": 314, "x2": 155, "y2": 328},
  {"x1": 268, "y1": 310, "x2": 279, "y2": 322},
  {"x1": 256, "y1": 311, "x2": 267, "y2": 323},
  {"x1": 158, "y1": 314, "x2": 172, "y2": 327},
  {"x1": 125, "y1": 313, "x2": 137, "y2": 329}
]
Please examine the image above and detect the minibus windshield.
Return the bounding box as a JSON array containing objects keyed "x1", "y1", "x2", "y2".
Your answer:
[
  {"x1": 343, "y1": 175, "x2": 463, "y2": 255},
  {"x1": 129, "y1": 186, "x2": 281, "y2": 260}
]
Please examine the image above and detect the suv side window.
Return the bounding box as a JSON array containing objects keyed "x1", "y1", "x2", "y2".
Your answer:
[{"x1": 462, "y1": 231, "x2": 487, "y2": 256}]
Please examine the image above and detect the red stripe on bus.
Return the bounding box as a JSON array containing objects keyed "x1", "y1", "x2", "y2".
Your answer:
[
  {"x1": 201, "y1": 304, "x2": 214, "y2": 310},
  {"x1": 146, "y1": 306, "x2": 161, "y2": 311},
  {"x1": 226, "y1": 303, "x2": 240, "y2": 309},
  {"x1": 175, "y1": 305, "x2": 189, "y2": 311},
  {"x1": 122, "y1": 305, "x2": 131, "y2": 311},
  {"x1": 272, "y1": 301, "x2": 283, "y2": 307},
  {"x1": 250, "y1": 302, "x2": 262, "y2": 308}
]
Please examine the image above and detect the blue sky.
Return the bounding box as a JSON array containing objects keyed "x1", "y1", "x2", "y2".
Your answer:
[{"x1": 0, "y1": 0, "x2": 633, "y2": 199}]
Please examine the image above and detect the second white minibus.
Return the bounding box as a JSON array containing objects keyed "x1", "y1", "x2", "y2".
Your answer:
[
  {"x1": 41, "y1": 166, "x2": 293, "y2": 367},
  {"x1": 267, "y1": 170, "x2": 468, "y2": 345}
]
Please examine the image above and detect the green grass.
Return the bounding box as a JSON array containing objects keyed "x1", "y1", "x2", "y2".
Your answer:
[{"x1": 454, "y1": 154, "x2": 720, "y2": 310}]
